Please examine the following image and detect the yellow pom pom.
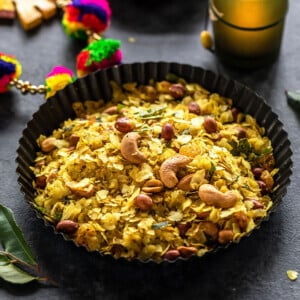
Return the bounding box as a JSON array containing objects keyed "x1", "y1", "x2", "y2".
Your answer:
[{"x1": 45, "y1": 74, "x2": 73, "y2": 99}]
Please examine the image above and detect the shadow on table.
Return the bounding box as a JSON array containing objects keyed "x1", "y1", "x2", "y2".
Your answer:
[
  {"x1": 109, "y1": 0, "x2": 207, "y2": 33},
  {"x1": 0, "y1": 92, "x2": 16, "y2": 130},
  {"x1": 215, "y1": 57, "x2": 283, "y2": 107}
]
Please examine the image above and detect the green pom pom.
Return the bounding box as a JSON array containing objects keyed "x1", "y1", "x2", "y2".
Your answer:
[{"x1": 85, "y1": 39, "x2": 121, "y2": 66}]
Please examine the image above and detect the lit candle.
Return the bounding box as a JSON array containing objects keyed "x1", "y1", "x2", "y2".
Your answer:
[{"x1": 209, "y1": 0, "x2": 289, "y2": 69}]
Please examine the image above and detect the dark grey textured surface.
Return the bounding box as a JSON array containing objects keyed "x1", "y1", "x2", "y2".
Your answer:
[{"x1": 0, "y1": 0, "x2": 300, "y2": 299}]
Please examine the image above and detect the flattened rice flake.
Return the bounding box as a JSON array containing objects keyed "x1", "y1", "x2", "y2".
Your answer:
[
  {"x1": 32, "y1": 79, "x2": 278, "y2": 262},
  {"x1": 287, "y1": 270, "x2": 298, "y2": 281}
]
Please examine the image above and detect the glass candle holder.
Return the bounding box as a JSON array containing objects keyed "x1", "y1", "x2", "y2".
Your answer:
[{"x1": 209, "y1": 0, "x2": 289, "y2": 69}]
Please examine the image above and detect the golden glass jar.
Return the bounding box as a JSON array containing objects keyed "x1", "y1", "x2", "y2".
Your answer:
[{"x1": 209, "y1": 0, "x2": 288, "y2": 69}]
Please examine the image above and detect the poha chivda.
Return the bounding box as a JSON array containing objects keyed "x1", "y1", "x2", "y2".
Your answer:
[{"x1": 31, "y1": 77, "x2": 277, "y2": 262}]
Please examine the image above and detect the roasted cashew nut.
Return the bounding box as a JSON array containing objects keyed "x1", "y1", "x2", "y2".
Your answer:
[
  {"x1": 66, "y1": 179, "x2": 95, "y2": 198},
  {"x1": 120, "y1": 132, "x2": 147, "y2": 164},
  {"x1": 159, "y1": 154, "x2": 192, "y2": 188},
  {"x1": 198, "y1": 184, "x2": 237, "y2": 209}
]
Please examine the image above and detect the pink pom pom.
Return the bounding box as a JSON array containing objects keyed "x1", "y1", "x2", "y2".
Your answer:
[{"x1": 0, "y1": 53, "x2": 22, "y2": 93}]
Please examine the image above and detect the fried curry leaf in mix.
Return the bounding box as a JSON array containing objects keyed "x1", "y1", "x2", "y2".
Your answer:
[{"x1": 31, "y1": 78, "x2": 278, "y2": 261}]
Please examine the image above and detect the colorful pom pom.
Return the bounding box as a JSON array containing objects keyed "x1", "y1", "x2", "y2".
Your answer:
[
  {"x1": 0, "y1": 53, "x2": 22, "y2": 93},
  {"x1": 76, "y1": 38, "x2": 122, "y2": 77},
  {"x1": 62, "y1": 0, "x2": 111, "y2": 40},
  {"x1": 45, "y1": 66, "x2": 76, "y2": 99}
]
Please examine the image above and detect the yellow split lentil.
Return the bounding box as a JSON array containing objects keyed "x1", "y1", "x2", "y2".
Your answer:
[{"x1": 31, "y1": 78, "x2": 277, "y2": 262}]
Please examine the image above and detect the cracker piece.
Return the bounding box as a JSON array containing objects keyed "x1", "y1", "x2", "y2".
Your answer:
[
  {"x1": 13, "y1": 0, "x2": 57, "y2": 30},
  {"x1": 0, "y1": 0, "x2": 16, "y2": 19}
]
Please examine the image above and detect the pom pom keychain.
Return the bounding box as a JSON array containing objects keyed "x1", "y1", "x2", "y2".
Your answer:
[
  {"x1": 62, "y1": 0, "x2": 112, "y2": 40},
  {"x1": 0, "y1": 0, "x2": 122, "y2": 99},
  {"x1": 76, "y1": 38, "x2": 122, "y2": 77},
  {"x1": 45, "y1": 66, "x2": 76, "y2": 99}
]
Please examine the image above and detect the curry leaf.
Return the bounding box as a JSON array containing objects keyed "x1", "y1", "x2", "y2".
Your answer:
[
  {"x1": 166, "y1": 73, "x2": 179, "y2": 83},
  {"x1": 135, "y1": 106, "x2": 166, "y2": 119},
  {"x1": 0, "y1": 254, "x2": 10, "y2": 266},
  {"x1": 229, "y1": 138, "x2": 252, "y2": 157},
  {"x1": 209, "y1": 162, "x2": 216, "y2": 179},
  {"x1": 152, "y1": 221, "x2": 169, "y2": 229},
  {"x1": 0, "y1": 254, "x2": 37, "y2": 284},
  {"x1": 0, "y1": 204, "x2": 36, "y2": 265},
  {"x1": 117, "y1": 103, "x2": 125, "y2": 111},
  {"x1": 286, "y1": 90, "x2": 300, "y2": 110}
]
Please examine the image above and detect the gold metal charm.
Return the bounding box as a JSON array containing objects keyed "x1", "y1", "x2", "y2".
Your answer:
[{"x1": 10, "y1": 78, "x2": 46, "y2": 95}]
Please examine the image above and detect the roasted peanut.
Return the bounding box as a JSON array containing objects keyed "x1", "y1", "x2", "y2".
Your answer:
[
  {"x1": 47, "y1": 172, "x2": 57, "y2": 183},
  {"x1": 234, "y1": 211, "x2": 248, "y2": 230},
  {"x1": 141, "y1": 85, "x2": 157, "y2": 101},
  {"x1": 177, "y1": 246, "x2": 198, "y2": 258},
  {"x1": 195, "y1": 211, "x2": 210, "y2": 219},
  {"x1": 177, "y1": 223, "x2": 191, "y2": 236},
  {"x1": 199, "y1": 221, "x2": 218, "y2": 240},
  {"x1": 159, "y1": 154, "x2": 192, "y2": 188},
  {"x1": 69, "y1": 134, "x2": 80, "y2": 147},
  {"x1": 252, "y1": 167, "x2": 264, "y2": 179},
  {"x1": 248, "y1": 199, "x2": 264, "y2": 209},
  {"x1": 169, "y1": 83, "x2": 186, "y2": 99},
  {"x1": 231, "y1": 107, "x2": 239, "y2": 122},
  {"x1": 56, "y1": 220, "x2": 78, "y2": 234},
  {"x1": 120, "y1": 132, "x2": 147, "y2": 164},
  {"x1": 35, "y1": 175, "x2": 47, "y2": 189},
  {"x1": 198, "y1": 184, "x2": 237, "y2": 208},
  {"x1": 236, "y1": 127, "x2": 247, "y2": 139},
  {"x1": 177, "y1": 174, "x2": 194, "y2": 191},
  {"x1": 41, "y1": 137, "x2": 57, "y2": 152},
  {"x1": 103, "y1": 105, "x2": 118, "y2": 115},
  {"x1": 142, "y1": 179, "x2": 164, "y2": 193},
  {"x1": 163, "y1": 249, "x2": 180, "y2": 260},
  {"x1": 218, "y1": 230, "x2": 234, "y2": 244},
  {"x1": 135, "y1": 194, "x2": 153, "y2": 211},
  {"x1": 203, "y1": 116, "x2": 218, "y2": 133},
  {"x1": 157, "y1": 80, "x2": 171, "y2": 93},
  {"x1": 257, "y1": 180, "x2": 267, "y2": 195},
  {"x1": 161, "y1": 123, "x2": 175, "y2": 140},
  {"x1": 188, "y1": 101, "x2": 201, "y2": 115},
  {"x1": 260, "y1": 170, "x2": 274, "y2": 191},
  {"x1": 115, "y1": 117, "x2": 135, "y2": 133}
]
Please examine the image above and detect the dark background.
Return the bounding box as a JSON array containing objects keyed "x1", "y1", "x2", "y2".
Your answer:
[{"x1": 1, "y1": 0, "x2": 300, "y2": 299}]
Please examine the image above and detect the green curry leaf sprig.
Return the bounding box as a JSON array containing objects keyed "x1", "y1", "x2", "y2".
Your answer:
[
  {"x1": 0, "y1": 203, "x2": 54, "y2": 285},
  {"x1": 229, "y1": 138, "x2": 252, "y2": 157}
]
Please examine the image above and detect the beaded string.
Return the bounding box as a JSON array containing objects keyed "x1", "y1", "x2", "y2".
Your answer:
[{"x1": 0, "y1": 0, "x2": 122, "y2": 99}]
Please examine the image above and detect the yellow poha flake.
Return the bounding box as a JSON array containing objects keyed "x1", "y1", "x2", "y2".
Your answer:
[{"x1": 287, "y1": 270, "x2": 298, "y2": 281}]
